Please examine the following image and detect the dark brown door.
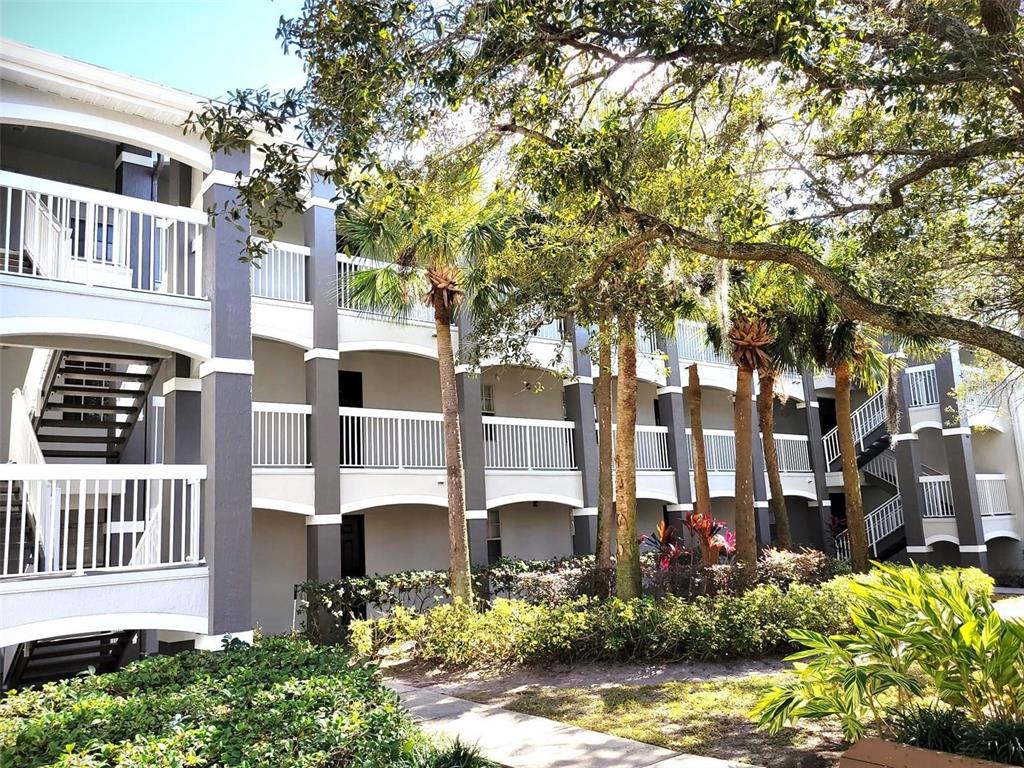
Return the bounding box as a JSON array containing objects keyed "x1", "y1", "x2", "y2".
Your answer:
[{"x1": 340, "y1": 514, "x2": 366, "y2": 578}]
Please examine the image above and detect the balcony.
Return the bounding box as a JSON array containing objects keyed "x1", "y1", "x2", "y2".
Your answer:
[
  {"x1": 919, "y1": 473, "x2": 1020, "y2": 545},
  {"x1": 0, "y1": 463, "x2": 209, "y2": 646},
  {"x1": 250, "y1": 241, "x2": 315, "y2": 348},
  {"x1": 686, "y1": 429, "x2": 815, "y2": 499},
  {"x1": 0, "y1": 171, "x2": 211, "y2": 357}
]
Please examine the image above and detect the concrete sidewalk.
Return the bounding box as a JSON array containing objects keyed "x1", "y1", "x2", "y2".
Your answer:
[{"x1": 389, "y1": 680, "x2": 755, "y2": 768}]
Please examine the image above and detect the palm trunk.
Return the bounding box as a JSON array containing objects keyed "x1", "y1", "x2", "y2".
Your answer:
[
  {"x1": 758, "y1": 369, "x2": 792, "y2": 550},
  {"x1": 688, "y1": 364, "x2": 711, "y2": 522},
  {"x1": 836, "y1": 359, "x2": 869, "y2": 572},
  {"x1": 433, "y1": 302, "x2": 474, "y2": 604},
  {"x1": 614, "y1": 314, "x2": 641, "y2": 600},
  {"x1": 734, "y1": 362, "x2": 758, "y2": 565},
  {"x1": 595, "y1": 314, "x2": 615, "y2": 596}
]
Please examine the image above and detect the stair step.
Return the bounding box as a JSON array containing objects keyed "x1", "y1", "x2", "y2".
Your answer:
[
  {"x1": 36, "y1": 434, "x2": 126, "y2": 444},
  {"x1": 43, "y1": 403, "x2": 137, "y2": 414},
  {"x1": 56, "y1": 369, "x2": 152, "y2": 382},
  {"x1": 38, "y1": 418, "x2": 127, "y2": 429},
  {"x1": 62, "y1": 352, "x2": 160, "y2": 365},
  {"x1": 40, "y1": 449, "x2": 121, "y2": 459},
  {"x1": 50, "y1": 386, "x2": 144, "y2": 397}
]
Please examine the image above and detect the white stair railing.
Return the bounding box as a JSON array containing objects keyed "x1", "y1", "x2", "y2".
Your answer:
[
  {"x1": 822, "y1": 389, "x2": 887, "y2": 466},
  {"x1": 863, "y1": 450, "x2": 899, "y2": 488},
  {"x1": 1, "y1": 171, "x2": 207, "y2": 297},
  {"x1": 252, "y1": 403, "x2": 311, "y2": 467},
  {"x1": 834, "y1": 494, "x2": 904, "y2": 560},
  {"x1": 0, "y1": 464, "x2": 206, "y2": 578}
]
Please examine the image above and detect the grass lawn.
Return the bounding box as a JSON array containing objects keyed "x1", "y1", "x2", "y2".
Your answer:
[{"x1": 464, "y1": 671, "x2": 845, "y2": 768}]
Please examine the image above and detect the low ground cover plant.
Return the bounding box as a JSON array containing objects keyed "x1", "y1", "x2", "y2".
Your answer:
[
  {"x1": 751, "y1": 562, "x2": 1023, "y2": 765},
  {"x1": 0, "y1": 635, "x2": 492, "y2": 768}
]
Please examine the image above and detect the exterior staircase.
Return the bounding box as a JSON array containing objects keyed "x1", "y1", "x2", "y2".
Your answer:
[
  {"x1": 35, "y1": 350, "x2": 160, "y2": 463},
  {"x1": 3, "y1": 631, "x2": 137, "y2": 690}
]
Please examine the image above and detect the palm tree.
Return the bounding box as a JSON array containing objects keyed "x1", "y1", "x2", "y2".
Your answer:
[
  {"x1": 800, "y1": 298, "x2": 890, "y2": 572},
  {"x1": 728, "y1": 316, "x2": 774, "y2": 566},
  {"x1": 340, "y1": 181, "x2": 509, "y2": 604},
  {"x1": 688, "y1": 363, "x2": 712, "y2": 523},
  {"x1": 615, "y1": 311, "x2": 642, "y2": 599},
  {"x1": 756, "y1": 363, "x2": 793, "y2": 550}
]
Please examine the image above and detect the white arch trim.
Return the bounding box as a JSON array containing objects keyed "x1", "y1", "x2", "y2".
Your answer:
[
  {"x1": 770, "y1": 489, "x2": 819, "y2": 501},
  {"x1": 709, "y1": 489, "x2": 737, "y2": 499},
  {"x1": 0, "y1": 317, "x2": 211, "y2": 360},
  {"x1": 636, "y1": 489, "x2": 679, "y2": 504},
  {"x1": 487, "y1": 492, "x2": 584, "y2": 509},
  {"x1": 984, "y1": 530, "x2": 1022, "y2": 543},
  {"x1": 1, "y1": 103, "x2": 212, "y2": 172},
  {"x1": 0, "y1": 612, "x2": 207, "y2": 648},
  {"x1": 925, "y1": 534, "x2": 960, "y2": 546},
  {"x1": 252, "y1": 328, "x2": 313, "y2": 351},
  {"x1": 912, "y1": 420, "x2": 944, "y2": 433},
  {"x1": 339, "y1": 340, "x2": 438, "y2": 360},
  {"x1": 253, "y1": 498, "x2": 314, "y2": 517},
  {"x1": 339, "y1": 494, "x2": 448, "y2": 515}
]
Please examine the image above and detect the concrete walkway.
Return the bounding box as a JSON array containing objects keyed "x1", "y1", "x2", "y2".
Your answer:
[{"x1": 389, "y1": 680, "x2": 756, "y2": 768}]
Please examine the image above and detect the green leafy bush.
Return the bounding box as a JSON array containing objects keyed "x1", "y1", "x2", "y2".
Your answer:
[
  {"x1": 0, "y1": 635, "x2": 492, "y2": 768},
  {"x1": 352, "y1": 579, "x2": 855, "y2": 666},
  {"x1": 890, "y1": 706, "x2": 1024, "y2": 765},
  {"x1": 751, "y1": 562, "x2": 1022, "y2": 750}
]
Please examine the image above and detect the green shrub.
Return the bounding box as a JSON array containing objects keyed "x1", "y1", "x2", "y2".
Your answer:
[
  {"x1": 891, "y1": 706, "x2": 1024, "y2": 765},
  {"x1": 0, "y1": 635, "x2": 492, "y2": 768},
  {"x1": 752, "y1": 562, "x2": 1023, "y2": 747}
]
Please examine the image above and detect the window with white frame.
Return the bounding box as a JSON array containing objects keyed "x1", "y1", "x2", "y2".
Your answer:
[{"x1": 481, "y1": 383, "x2": 495, "y2": 415}]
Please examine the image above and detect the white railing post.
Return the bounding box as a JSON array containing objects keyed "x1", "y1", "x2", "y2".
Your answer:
[{"x1": 74, "y1": 478, "x2": 87, "y2": 576}]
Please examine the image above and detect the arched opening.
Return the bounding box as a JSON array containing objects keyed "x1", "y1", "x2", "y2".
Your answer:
[{"x1": 490, "y1": 500, "x2": 574, "y2": 561}]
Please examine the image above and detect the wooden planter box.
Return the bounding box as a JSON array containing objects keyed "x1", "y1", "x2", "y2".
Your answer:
[{"x1": 841, "y1": 739, "x2": 1016, "y2": 767}]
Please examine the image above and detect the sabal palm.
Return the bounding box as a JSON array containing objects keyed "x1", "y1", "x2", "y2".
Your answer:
[{"x1": 339, "y1": 196, "x2": 508, "y2": 604}]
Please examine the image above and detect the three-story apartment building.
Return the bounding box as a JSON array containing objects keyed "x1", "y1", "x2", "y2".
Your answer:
[{"x1": 1, "y1": 41, "x2": 1022, "y2": 686}]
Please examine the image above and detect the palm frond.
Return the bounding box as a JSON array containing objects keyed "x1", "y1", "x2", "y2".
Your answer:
[{"x1": 346, "y1": 265, "x2": 423, "y2": 320}]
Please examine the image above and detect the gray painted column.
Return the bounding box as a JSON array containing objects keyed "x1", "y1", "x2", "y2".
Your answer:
[
  {"x1": 656, "y1": 331, "x2": 693, "y2": 529},
  {"x1": 801, "y1": 373, "x2": 835, "y2": 556},
  {"x1": 303, "y1": 178, "x2": 342, "y2": 581},
  {"x1": 751, "y1": 395, "x2": 772, "y2": 548},
  {"x1": 455, "y1": 313, "x2": 489, "y2": 566},
  {"x1": 161, "y1": 355, "x2": 201, "y2": 563},
  {"x1": 564, "y1": 318, "x2": 599, "y2": 554},
  {"x1": 200, "y1": 149, "x2": 254, "y2": 637},
  {"x1": 115, "y1": 145, "x2": 157, "y2": 291},
  {"x1": 935, "y1": 351, "x2": 988, "y2": 569},
  {"x1": 893, "y1": 369, "x2": 930, "y2": 562}
]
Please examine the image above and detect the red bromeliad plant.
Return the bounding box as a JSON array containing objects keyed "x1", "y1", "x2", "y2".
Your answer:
[{"x1": 683, "y1": 511, "x2": 736, "y2": 566}]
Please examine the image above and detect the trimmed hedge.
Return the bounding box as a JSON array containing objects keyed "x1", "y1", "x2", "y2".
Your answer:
[
  {"x1": 0, "y1": 636, "x2": 491, "y2": 768},
  {"x1": 350, "y1": 567, "x2": 995, "y2": 668}
]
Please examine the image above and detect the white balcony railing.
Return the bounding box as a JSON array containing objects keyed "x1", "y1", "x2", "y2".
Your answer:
[
  {"x1": 920, "y1": 475, "x2": 955, "y2": 518},
  {"x1": 773, "y1": 434, "x2": 811, "y2": 473},
  {"x1": 483, "y1": 416, "x2": 576, "y2": 470},
  {"x1": 977, "y1": 474, "x2": 1011, "y2": 517},
  {"x1": 0, "y1": 464, "x2": 205, "y2": 578},
  {"x1": 339, "y1": 407, "x2": 445, "y2": 469},
  {"x1": 252, "y1": 403, "x2": 311, "y2": 467},
  {"x1": 251, "y1": 241, "x2": 309, "y2": 302},
  {"x1": 337, "y1": 256, "x2": 436, "y2": 323},
  {"x1": 607, "y1": 425, "x2": 671, "y2": 470},
  {"x1": 0, "y1": 171, "x2": 207, "y2": 297},
  {"x1": 676, "y1": 321, "x2": 733, "y2": 366},
  {"x1": 906, "y1": 364, "x2": 940, "y2": 407},
  {"x1": 533, "y1": 320, "x2": 564, "y2": 342},
  {"x1": 686, "y1": 428, "x2": 737, "y2": 472}
]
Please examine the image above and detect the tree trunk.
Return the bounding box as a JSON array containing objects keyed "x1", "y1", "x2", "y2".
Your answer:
[
  {"x1": 614, "y1": 314, "x2": 641, "y2": 600},
  {"x1": 734, "y1": 362, "x2": 758, "y2": 565},
  {"x1": 836, "y1": 359, "x2": 869, "y2": 572},
  {"x1": 433, "y1": 302, "x2": 474, "y2": 604},
  {"x1": 688, "y1": 364, "x2": 711, "y2": 521},
  {"x1": 595, "y1": 314, "x2": 615, "y2": 596},
  {"x1": 758, "y1": 369, "x2": 792, "y2": 550}
]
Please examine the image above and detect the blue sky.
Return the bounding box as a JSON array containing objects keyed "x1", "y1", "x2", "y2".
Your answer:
[{"x1": 0, "y1": 0, "x2": 307, "y2": 97}]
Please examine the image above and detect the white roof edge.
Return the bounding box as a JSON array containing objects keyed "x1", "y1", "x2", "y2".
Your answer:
[{"x1": 0, "y1": 37, "x2": 204, "y2": 119}]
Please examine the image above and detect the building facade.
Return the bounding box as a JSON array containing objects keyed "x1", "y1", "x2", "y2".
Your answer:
[{"x1": 1, "y1": 41, "x2": 1022, "y2": 683}]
